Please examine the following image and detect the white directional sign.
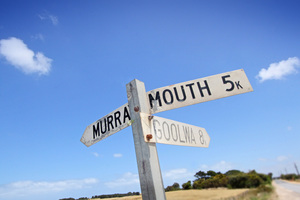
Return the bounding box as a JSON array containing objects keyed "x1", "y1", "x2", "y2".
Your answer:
[
  {"x1": 81, "y1": 69, "x2": 252, "y2": 147},
  {"x1": 140, "y1": 113, "x2": 210, "y2": 147},
  {"x1": 147, "y1": 69, "x2": 253, "y2": 114},
  {"x1": 81, "y1": 69, "x2": 253, "y2": 200},
  {"x1": 80, "y1": 104, "x2": 131, "y2": 147}
]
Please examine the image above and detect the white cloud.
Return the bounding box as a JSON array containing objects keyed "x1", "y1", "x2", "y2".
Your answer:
[
  {"x1": 0, "y1": 178, "x2": 98, "y2": 199},
  {"x1": 113, "y1": 153, "x2": 123, "y2": 158},
  {"x1": 212, "y1": 161, "x2": 233, "y2": 173},
  {"x1": 162, "y1": 168, "x2": 195, "y2": 187},
  {"x1": 105, "y1": 172, "x2": 139, "y2": 188},
  {"x1": 163, "y1": 168, "x2": 194, "y2": 181},
  {"x1": 256, "y1": 57, "x2": 300, "y2": 82},
  {"x1": 38, "y1": 12, "x2": 58, "y2": 25},
  {"x1": 197, "y1": 161, "x2": 234, "y2": 174},
  {"x1": 200, "y1": 164, "x2": 209, "y2": 170},
  {"x1": 258, "y1": 158, "x2": 268, "y2": 162},
  {"x1": 277, "y1": 155, "x2": 288, "y2": 162},
  {"x1": 31, "y1": 33, "x2": 44, "y2": 41},
  {"x1": 0, "y1": 37, "x2": 52, "y2": 75},
  {"x1": 92, "y1": 152, "x2": 100, "y2": 157}
]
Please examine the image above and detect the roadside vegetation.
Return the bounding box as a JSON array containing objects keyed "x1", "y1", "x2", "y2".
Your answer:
[
  {"x1": 60, "y1": 169, "x2": 274, "y2": 200},
  {"x1": 165, "y1": 169, "x2": 274, "y2": 200},
  {"x1": 280, "y1": 173, "x2": 300, "y2": 181},
  {"x1": 166, "y1": 169, "x2": 272, "y2": 191},
  {"x1": 59, "y1": 192, "x2": 140, "y2": 200}
]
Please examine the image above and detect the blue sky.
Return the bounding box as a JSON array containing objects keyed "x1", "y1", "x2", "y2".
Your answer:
[{"x1": 1, "y1": 1, "x2": 300, "y2": 200}]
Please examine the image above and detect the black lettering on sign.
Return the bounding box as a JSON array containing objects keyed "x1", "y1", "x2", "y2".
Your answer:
[
  {"x1": 163, "y1": 89, "x2": 174, "y2": 105},
  {"x1": 148, "y1": 92, "x2": 162, "y2": 108},
  {"x1": 107, "y1": 115, "x2": 114, "y2": 131},
  {"x1": 93, "y1": 122, "x2": 100, "y2": 139},
  {"x1": 100, "y1": 119, "x2": 107, "y2": 134},
  {"x1": 235, "y1": 81, "x2": 243, "y2": 89},
  {"x1": 93, "y1": 118, "x2": 108, "y2": 139},
  {"x1": 197, "y1": 80, "x2": 211, "y2": 97},
  {"x1": 186, "y1": 83, "x2": 196, "y2": 99},
  {"x1": 123, "y1": 106, "x2": 131, "y2": 123},
  {"x1": 222, "y1": 75, "x2": 234, "y2": 91},
  {"x1": 114, "y1": 111, "x2": 121, "y2": 128},
  {"x1": 174, "y1": 86, "x2": 186, "y2": 102},
  {"x1": 92, "y1": 105, "x2": 131, "y2": 140},
  {"x1": 222, "y1": 75, "x2": 244, "y2": 91}
]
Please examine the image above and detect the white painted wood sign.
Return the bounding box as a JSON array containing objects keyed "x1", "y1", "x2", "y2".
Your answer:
[
  {"x1": 81, "y1": 69, "x2": 253, "y2": 147},
  {"x1": 81, "y1": 69, "x2": 253, "y2": 200},
  {"x1": 147, "y1": 69, "x2": 253, "y2": 114},
  {"x1": 140, "y1": 113, "x2": 210, "y2": 147},
  {"x1": 80, "y1": 104, "x2": 131, "y2": 147}
]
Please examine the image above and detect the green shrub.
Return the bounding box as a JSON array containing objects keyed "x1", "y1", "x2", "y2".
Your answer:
[
  {"x1": 193, "y1": 179, "x2": 204, "y2": 189},
  {"x1": 245, "y1": 174, "x2": 263, "y2": 188},
  {"x1": 60, "y1": 198, "x2": 75, "y2": 200},
  {"x1": 268, "y1": 173, "x2": 273, "y2": 180},
  {"x1": 228, "y1": 173, "x2": 264, "y2": 189},
  {"x1": 193, "y1": 174, "x2": 228, "y2": 189},
  {"x1": 281, "y1": 173, "x2": 298, "y2": 180},
  {"x1": 228, "y1": 174, "x2": 248, "y2": 188},
  {"x1": 257, "y1": 184, "x2": 273, "y2": 193},
  {"x1": 225, "y1": 170, "x2": 243, "y2": 176},
  {"x1": 201, "y1": 178, "x2": 219, "y2": 189},
  {"x1": 258, "y1": 173, "x2": 271, "y2": 184},
  {"x1": 165, "y1": 186, "x2": 175, "y2": 192},
  {"x1": 193, "y1": 169, "x2": 270, "y2": 190},
  {"x1": 213, "y1": 174, "x2": 228, "y2": 187},
  {"x1": 165, "y1": 182, "x2": 181, "y2": 192},
  {"x1": 182, "y1": 181, "x2": 192, "y2": 190},
  {"x1": 172, "y1": 182, "x2": 180, "y2": 190}
]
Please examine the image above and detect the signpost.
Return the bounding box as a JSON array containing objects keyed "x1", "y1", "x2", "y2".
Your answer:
[
  {"x1": 147, "y1": 69, "x2": 253, "y2": 114},
  {"x1": 80, "y1": 104, "x2": 131, "y2": 147},
  {"x1": 140, "y1": 113, "x2": 210, "y2": 147},
  {"x1": 126, "y1": 80, "x2": 166, "y2": 200},
  {"x1": 81, "y1": 69, "x2": 252, "y2": 147},
  {"x1": 81, "y1": 69, "x2": 253, "y2": 200}
]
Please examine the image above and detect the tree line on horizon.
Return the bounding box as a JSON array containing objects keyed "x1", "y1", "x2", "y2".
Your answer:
[
  {"x1": 280, "y1": 173, "x2": 300, "y2": 180},
  {"x1": 165, "y1": 169, "x2": 273, "y2": 191},
  {"x1": 60, "y1": 169, "x2": 279, "y2": 200},
  {"x1": 59, "y1": 192, "x2": 140, "y2": 200}
]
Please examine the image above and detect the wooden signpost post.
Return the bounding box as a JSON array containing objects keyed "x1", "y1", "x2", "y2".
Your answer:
[
  {"x1": 127, "y1": 80, "x2": 166, "y2": 200},
  {"x1": 81, "y1": 69, "x2": 253, "y2": 200}
]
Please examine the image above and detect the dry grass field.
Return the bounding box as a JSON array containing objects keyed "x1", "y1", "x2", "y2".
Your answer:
[
  {"x1": 292, "y1": 179, "x2": 300, "y2": 183},
  {"x1": 91, "y1": 188, "x2": 249, "y2": 200}
]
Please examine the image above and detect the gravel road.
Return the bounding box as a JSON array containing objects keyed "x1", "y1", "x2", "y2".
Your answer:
[{"x1": 273, "y1": 180, "x2": 300, "y2": 200}]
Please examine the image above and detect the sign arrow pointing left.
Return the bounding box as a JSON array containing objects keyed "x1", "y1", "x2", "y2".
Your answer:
[{"x1": 80, "y1": 103, "x2": 131, "y2": 147}]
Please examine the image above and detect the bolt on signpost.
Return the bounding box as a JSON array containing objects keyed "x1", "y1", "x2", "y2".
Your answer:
[{"x1": 81, "y1": 69, "x2": 253, "y2": 200}]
